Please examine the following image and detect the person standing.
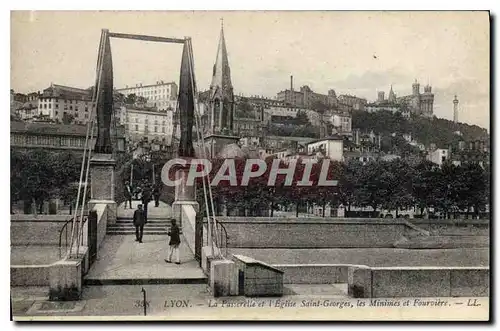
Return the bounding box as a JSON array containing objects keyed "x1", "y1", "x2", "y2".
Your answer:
[
  {"x1": 165, "y1": 219, "x2": 181, "y2": 264},
  {"x1": 153, "y1": 183, "x2": 161, "y2": 207},
  {"x1": 124, "y1": 181, "x2": 133, "y2": 209},
  {"x1": 133, "y1": 204, "x2": 146, "y2": 243},
  {"x1": 141, "y1": 184, "x2": 152, "y2": 223}
]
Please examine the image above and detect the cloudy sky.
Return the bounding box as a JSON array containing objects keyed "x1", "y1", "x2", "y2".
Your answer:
[{"x1": 11, "y1": 11, "x2": 489, "y2": 129}]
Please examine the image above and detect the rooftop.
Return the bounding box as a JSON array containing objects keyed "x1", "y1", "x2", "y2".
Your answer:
[
  {"x1": 11, "y1": 121, "x2": 125, "y2": 137},
  {"x1": 117, "y1": 81, "x2": 177, "y2": 90},
  {"x1": 42, "y1": 84, "x2": 92, "y2": 100},
  {"x1": 266, "y1": 135, "x2": 317, "y2": 145},
  {"x1": 306, "y1": 135, "x2": 344, "y2": 145}
]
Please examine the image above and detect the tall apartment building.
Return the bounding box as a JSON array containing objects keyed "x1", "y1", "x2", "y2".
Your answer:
[
  {"x1": 330, "y1": 111, "x2": 353, "y2": 135},
  {"x1": 276, "y1": 76, "x2": 337, "y2": 108},
  {"x1": 37, "y1": 84, "x2": 96, "y2": 124},
  {"x1": 116, "y1": 81, "x2": 178, "y2": 111},
  {"x1": 117, "y1": 106, "x2": 175, "y2": 144},
  {"x1": 338, "y1": 95, "x2": 367, "y2": 111}
]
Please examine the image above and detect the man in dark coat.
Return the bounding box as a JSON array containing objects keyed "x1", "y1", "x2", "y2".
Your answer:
[
  {"x1": 141, "y1": 184, "x2": 152, "y2": 223},
  {"x1": 153, "y1": 183, "x2": 161, "y2": 207},
  {"x1": 133, "y1": 204, "x2": 146, "y2": 243},
  {"x1": 165, "y1": 219, "x2": 181, "y2": 264},
  {"x1": 124, "y1": 181, "x2": 133, "y2": 209}
]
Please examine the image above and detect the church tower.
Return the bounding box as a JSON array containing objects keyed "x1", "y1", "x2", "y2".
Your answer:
[
  {"x1": 203, "y1": 20, "x2": 240, "y2": 158},
  {"x1": 421, "y1": 84, "x2": 434, "y2": 118},
  {"x1": 453, "y1": 95, "x2": 459, "y2": 123},
  {"x1": 388, "y1": 85, "x2": 396, "y2": 103},
  {"x1": 209, "y1": 19, "x2": 235, "y2": 135},
  {"x1": 411, "y1": 79, "x2": 421, "y2": 115}
]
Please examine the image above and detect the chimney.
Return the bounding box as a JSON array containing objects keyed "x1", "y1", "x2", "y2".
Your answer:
[{"x1": 290, "y1": 75, "x2": 294, "y2": 91}]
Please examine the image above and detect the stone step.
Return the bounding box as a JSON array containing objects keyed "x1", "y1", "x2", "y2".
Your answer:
[
  {"x1": 106, "y1": 230, "x2": 169, "y2": 235},
  {"x1": 107, "y1": 224, "x2": 170, "y2": 228},
  {"x1": 107, "y1": 225, "x2": 180, "y2": 230},
  {"x1": 114, "y1": 220, "x2": 171, "y2": 224},
  {"x1": 117, "y1": 214, "x2": 170, "y2": 219},
  {"x1": 107, "y1": 228, "x2": 169, "y2": 233}
]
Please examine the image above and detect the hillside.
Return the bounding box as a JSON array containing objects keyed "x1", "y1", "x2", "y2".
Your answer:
[{"x1": 352, "y1": 110, "x2": 489, "y2": 148}]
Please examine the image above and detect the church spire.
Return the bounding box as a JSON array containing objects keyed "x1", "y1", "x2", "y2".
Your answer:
[
  {"x1": 388, "y1": 84, "x2": 396, "y2": 103},
  {"x1": 208, "y1": 20, "x2": 235, "y2": 136},
  {"x1": 210, "y1": 18, "x2": 233, "y2": 93}
]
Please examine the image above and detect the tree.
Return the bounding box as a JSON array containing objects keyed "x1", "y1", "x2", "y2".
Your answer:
[
  {"x1": 11, "y1": 149, "x2": 80, "y2": 214},
  {"x1": 308, "y1": 160, "x2": 342, "y2": 217},
  {"x1": 125, "y1": 94, "x2": 137, "y2": 105},
  {"x1": 235, "y1": 100, "x2": 255, "y2": 119},
  {"x1": 351, "y1": 108, "x2": 488, "y2": 152},
  {"x1": 412, "y1": 160, "x2": 439, "y2": 216},
  {"x1": 310, "y1": 100, "x2": 329, "y2": 114},
  {"x1": 457, "y1": 163, "x2": 488, "y2": 218},
  {"x1": 338, "y1": 160, "x2": 361, "y2": 212},
  {"x1": 62, "y1": 113, "x2": 75, "y2": 125},
  {"x1": 382, "y1": 159, "x2": 414, "y2": 217},
  {"x1": 113, "y1": 92, "x2": 126, "y2": 105},
  {"x1": 295, "y1": 110, "x2": 310, "y2": 126},
  {"x1": 354, "y1": 160, "x2": 391, "y2": 216}
]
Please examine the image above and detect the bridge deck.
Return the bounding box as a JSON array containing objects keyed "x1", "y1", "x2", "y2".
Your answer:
[{"x1": 85, "y1": 235, "x2": 206, "y2": 285}]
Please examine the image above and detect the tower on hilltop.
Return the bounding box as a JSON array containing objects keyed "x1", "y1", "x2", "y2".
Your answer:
[
  {"x1": 453, "y1": 95, "x2": 459, "y2": 123},
  {"x1": 388, "y1": 85, "x2": 396, "y2": 103}
]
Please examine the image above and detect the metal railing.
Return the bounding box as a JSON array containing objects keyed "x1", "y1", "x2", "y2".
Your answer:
[
  {"x1": 204, "y1": 218, "x2": 229, "y2": 257},
  {"x1": 58, "y1": 216, "x2": 88, "y2": 258},
  {"x1": 215, "y1": 221, "x2": 229, "y2": 257}
]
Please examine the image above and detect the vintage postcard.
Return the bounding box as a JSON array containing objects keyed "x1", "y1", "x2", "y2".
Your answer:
[{"x1": 10, "y1": 10, "x2": 490, "y2": 321}]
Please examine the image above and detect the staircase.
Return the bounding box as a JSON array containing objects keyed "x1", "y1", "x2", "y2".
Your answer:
[{"x1": 107, "y1": 217, "x2": 179, "y2": 235}]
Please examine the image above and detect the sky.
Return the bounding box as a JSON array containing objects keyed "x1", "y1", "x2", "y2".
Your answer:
[{"x1": 10, "y1": 11, "x2": 490, "y2": 129}]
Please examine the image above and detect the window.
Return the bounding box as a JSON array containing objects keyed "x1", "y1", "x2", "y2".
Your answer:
[
  {"x1": 55, "y1": 104, "x2": 59, "y2": 109},
  {"x1": 162, "y1": 127, "x2": 165, "y2": 133},
  {"x1": 135, "y1": 125, "x2": 139, "y2": 131},
  {"x1": 154, "y1": 127, "x2": 158, "y2": 132},
  {"x1": 44, "y1": 104, "x2": 47, "y2": 109},
  {"x1": 55, "y1": 111, "x2": 58, "y2": 115},
  {"x1": 70, "y1": 106, "x2": 73, "y2": 110}
]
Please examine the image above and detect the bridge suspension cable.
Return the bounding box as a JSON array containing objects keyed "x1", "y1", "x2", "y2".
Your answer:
[
  {"x1": 185, "y1": 38, "x2": 223, "y2": 258},
  {"x1": 67, "y1": 30, "x2": 105, "y2": 258}
]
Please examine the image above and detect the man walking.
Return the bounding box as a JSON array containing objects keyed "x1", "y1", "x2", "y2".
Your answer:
[
  {"x1": 165, "y1": 219, "x2": 181, "y2": 264},
  {"x1": 124, "y1": 181, "x2": 133, "y2": 209},
  {"x1": 153, "y1": 183, "x2": 161, "y2": 207},
  {"x1": 133, "y1": 204, "x2": 146, "y2": 243},
  {"x1": 141, "y1": 184, "x2": 152, "y2": 223}
]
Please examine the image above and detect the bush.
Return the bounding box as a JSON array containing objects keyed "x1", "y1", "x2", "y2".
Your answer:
[{"x1": 48, "y1": 284, "x2": 81, "y2": 301}]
